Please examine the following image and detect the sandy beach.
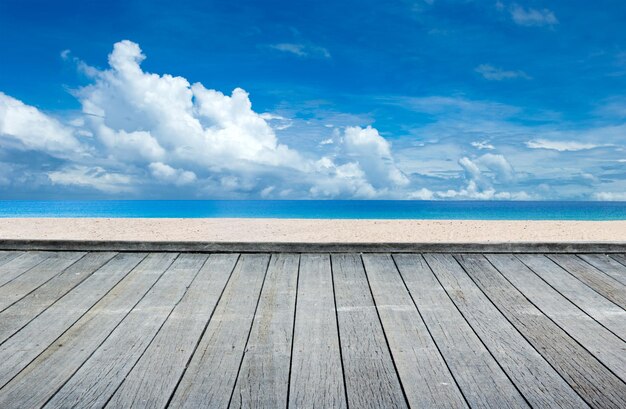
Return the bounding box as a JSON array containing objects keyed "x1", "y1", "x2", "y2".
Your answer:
[{"x1": 0, "y1": 218, "x2": 625, "y2": 243}]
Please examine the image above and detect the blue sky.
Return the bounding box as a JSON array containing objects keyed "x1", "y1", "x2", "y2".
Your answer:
[{"x1": 1, "y1": 0, "x2": 625, "y2": 199}]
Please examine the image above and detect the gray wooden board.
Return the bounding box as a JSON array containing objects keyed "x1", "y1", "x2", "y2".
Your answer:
[
  {"x1": 459, "y1": 254, "x2": 626, "y2": 409},
  {"x1": 611, "y1": 254, "x2": 626, "y2": 271},
  {"x1": 363, "y1": 254, "x2": 473, "y2": 408},
  {"x1": 106, "y1": 253, "x2": 239, "y2": 409},
  {"x1": 229, "y1": 254, "x2": 299, "y2": 409},
  {"x1": 169, "y1": 254, "x2": 270, "y2": 409},
  {"x1": 424, "y1": 253, "x2": 588, "y2": 408},
  {"x1": 0, "y1": 251, "x2": 52, "y2": 287},
  {"x1": 0, "y1": 252, "x2": 117, "y2": 344},
  {"x1": 518, "y1": 254, "x2": 626, "y2": 340},
  {"x1": 487, "y1": 254, "x2": 626, "y2": 381},
  {"x1": 0, "y1": 253, "x2": 150, "y2": 389},
  {"x1": 0, "y1": 251, "x2": 86, "y2": 311},
  {"x1": 4, "y1": 239, "x2": 626, "y2": 253},
  {"x1": 44, "y1": 253, "x2": 208, "y2": 409},
  {"x1": 288, "y1": 254, "x2": 347, "y2": 409},
  {"x1": 385, "y1": 254, "x2": 527, "y2": 409},
  {"x1": 579, "y1": 254, "x2": 626, "y2": 285},
  {"x1": 0, "y1": 251, "x2": 22, "y2": 268},
  {"x1": 548, "y1": 254, "x2": 626, "y2": 309},
  {"x1": 0, "y1": 253, "x2": 176, "y2": 409},
  {"x1": 331, "y1": 253, "x2": 408, "y2": 409}
]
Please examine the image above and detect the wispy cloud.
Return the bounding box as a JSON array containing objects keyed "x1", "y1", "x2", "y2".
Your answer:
[
  {"x1": 509, "y1": 4, "x2": 558, "y2": 27},
  {"x1": 525, "y1": 139, "x2": 606, "y2": 152},
  {"x1": 471, "y1": 140, "x2": 495, "y2": 150},
  {"x1": 268, "y1": 43, "x2": 331, "y2": 59},
  {"x1": 475, "y1": 64, "x2": 531, "y2": 81}
]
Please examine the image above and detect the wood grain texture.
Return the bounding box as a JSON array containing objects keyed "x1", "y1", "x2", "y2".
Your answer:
[
  {"x1": 0, "y1": 251, "x2": 85, "y2": 311},
  {"x1": 44, "y1": 253, "x2": 207, "y2": 409},
  {"x1": 107, "y1": 253, "x2": 239, "y2": 409},
  {"x1": 0, "y1": 251, "x2": 22, "y2": 268},
  {"x1": 331, "y1": 253, "x2": 408, "y2": 409},
  {"x1": 548, "y1": 254, "x2": 626, "y2": 309},
  {"x1": 169, "y1": 254, "x2": 270, "y2": 409},
  {"x1": 578, "y1": 254, "x2": 626, "y2": 285},
  {"x1": 229, "y1": 254, "x2": 299, "y2": 409},
  {"x1": 386, "y1": 254, "x2": 526, "y2": 409},
  {"x1": 363, "y1": 254, "x2": 471, "y2": 408},
  {"x1": 424, "y1": 253, "x2": 587, "y2": 409},
  {"x1": 487, "y1": 254, "x2": 626, "y2": 381},
  {"x1": 288, "y1": 254, "x2": 347, "y2": 409},
  {"x1": 0, "y1": 252, "x2": 116, "y2": 344},
  {"x1": 0, "y1": 251, "x2": 51, "y2": 287},
  {"x1": 611, "y1": 254, "x2": 626, "y2": 272},
  {"x1": 518, "y1": 254, "x2": 626, "y2": 340},
  {"x1": 0, "y1": 253, "x2": 175, "y2": 409},
  {"x1": 460, "y1": 254, "x2": 626, "y2": 409},
  {"x1": 0, "y1": 250, "x2": 624, "y2": 409}
]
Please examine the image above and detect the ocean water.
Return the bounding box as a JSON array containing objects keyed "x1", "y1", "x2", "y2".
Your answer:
[{"x1": 0, "y1": 200, "x2": 625, "y2": 220}]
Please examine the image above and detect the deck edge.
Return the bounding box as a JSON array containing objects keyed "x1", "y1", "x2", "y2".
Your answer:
[{"x1": 1, "y1": 240, "x2": 625, "y2": 253}]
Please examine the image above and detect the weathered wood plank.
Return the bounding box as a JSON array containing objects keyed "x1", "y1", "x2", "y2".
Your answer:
[
  {"x1": 0, "y1": 252, "x2": 85, "y2": 311},
  {"x1": 331, "y1": 253, "x2": 408, "y2": 409},
  {"x1": 0, "y1": 251, "x2": 22, "y2": 268},
  {"x1": 518, "y1": 254, "x2": 626, "y2": 340},
  {"x1": 44, "y1": 253, "x2": 207, "y2": 409},
  {"x1": 363, "y1": 254, "x2": 473, "y2": 408},
  {"x1": 424, "y1": 253, "x2": 587, "y2": 408},
  {"x1": 0, "y1": 252, "x2": 116, "y2": 344},
  {"x1": 548, "y1": 254, "x2": 626, "y2": 309},
  {"x1": 462, "y1": 254, "x2": 626, "y2": 409},
  {"x1": 106, "y1": 254, "x2": 239, "y2": 409},
  {"x1": 487, "y1": 254, "x2": 626, "y2": 381},
  {"x1": 169, "y1": 254, "x2": 270, "y2": 409},
  {"x1": 579, "y1": 254, "x2": 626, "y2": 285},
  {"x1": 0, "y1": 253, "x2": 175, "y2": 409},
  {"x1": 0, "y1": 251, "x2": 52, "y2": 287},
  {"x1": 228, "y1": 254, "x2": 299, "y2": 409},
  {"x1": 611, "y1": 254, "x2": 626, "y2": 269},
  {"x1": 385, "y1": 254, "x2": 526, "y2": 409},
  {"x1": 288, "y1": 254, "x2": 347, "y2": 409}
]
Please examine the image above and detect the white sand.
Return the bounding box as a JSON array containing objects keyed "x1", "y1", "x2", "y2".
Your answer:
[{"x1": 0, "y1": 218, "x2": 625, "y2": 242}]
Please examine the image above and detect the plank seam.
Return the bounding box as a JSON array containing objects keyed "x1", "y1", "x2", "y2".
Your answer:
[
  {"x1": 547, "y1": 255, "x2": 626, "y2": 312},
  {"x1": 454, "y1": 254, "x2": 594, "y2": 408},
  {"x1": 515, "y1": 255, "x2": 626, "y2": 343},
  {"x1": 0, "y1": 252, "x2": 89, "y2": 314},
  {"x1": 417, "y1": 254, "x2": 533, "y2": 409},
  {"x1": 608, "y1": 254, "x2": 626, "y2": 269},
  {"x1": 37, "y1": 253, "x2": 178, "y2": 407},
  {"x1": 0, "y1": 252, "x2": 52, "y2": 290},
  {"x1": 163, "y1": 253, "x2": 241, "y2": 409},
  {"x1": 285, "y1": 254, "x2": 301, "y2": 409},
  {"x1": 226, "y1": 254, "x2": 272, "y2": 408},
  {"x1": 574, "y1": 254, "x2": 626, "y2": 285},
  {"x1": 361, "y1": 254, "x2": 419, "y2": 409},
  {"x1": 0, "y1": 252, "x2": 23, "y2": 269},
  {"x1": 482, "y1": 255, "x2": 626, "y2": 387},
  {"x1": 0, "y1": 252, "x2": 118, "y2": 346},
  {"x1": 101, "y1": 254, "x2": 211, "y2": 408},
  {"x1": 329, "y1": 253, "x2": 351, "y2": 409},
  {"x1": 0, "y1": 253, "x2": 147, "y2": 354}
]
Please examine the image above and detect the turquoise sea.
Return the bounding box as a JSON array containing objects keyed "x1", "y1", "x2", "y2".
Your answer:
[{"x1": 1, "y1": 200, "x2": 626, "y2": 220}]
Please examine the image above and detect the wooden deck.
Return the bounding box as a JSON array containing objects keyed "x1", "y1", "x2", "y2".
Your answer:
[{"x1": 0, "y1": 250, "x2": 624, "y2": 408}]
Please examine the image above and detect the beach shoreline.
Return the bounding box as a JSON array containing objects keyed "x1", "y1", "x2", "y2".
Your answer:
[{"x1": 0, "y1": 218, "x2": 625, "y2": 243}]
